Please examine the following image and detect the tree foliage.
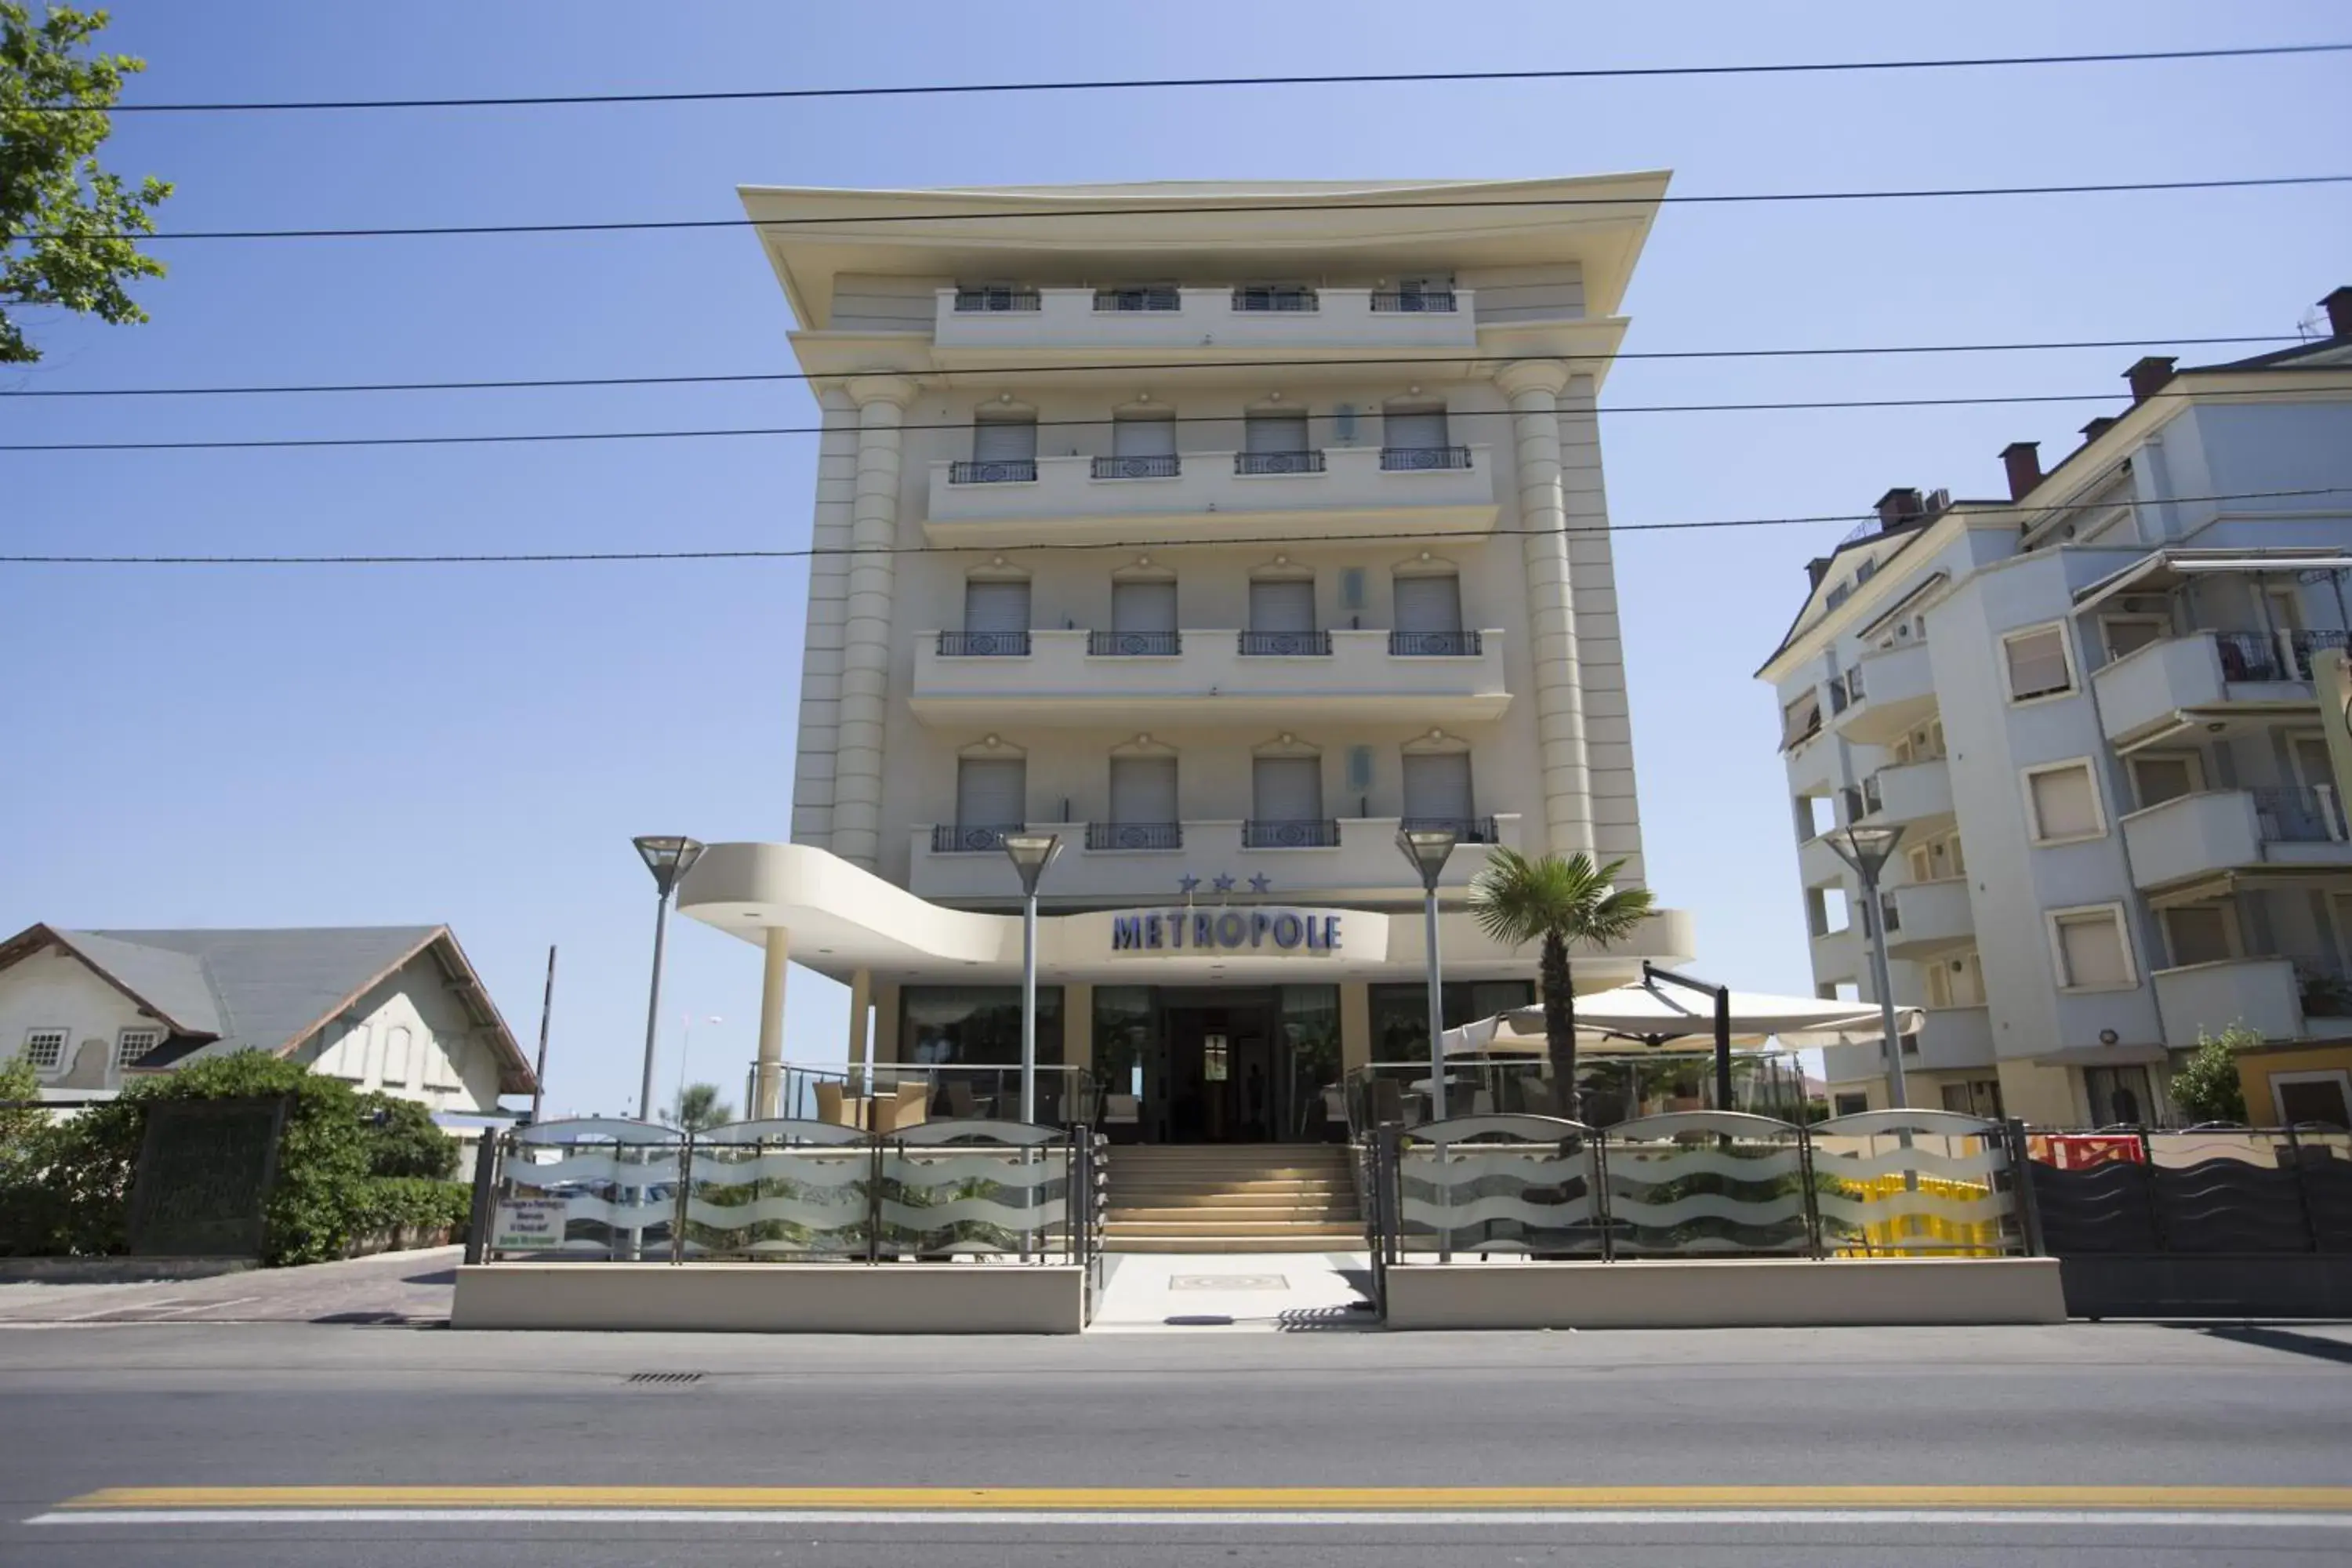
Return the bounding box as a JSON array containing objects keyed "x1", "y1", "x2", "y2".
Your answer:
[
  {"x1": 357, "y1": 1090, "x2": 461, "y2": 1179},
  {"x1": 2, "y1": 3, "x2": 172, "y2": 364},
  {"x1": 2170, "y1": 1024, "x2": 2253, "y2": 1124},
  {"x1": 1468, "y1": 849, "x2": 1656, "y2": 1122},
  {"x1": 670, "y1": 1082, "x2": 735, "y2": 1133}
]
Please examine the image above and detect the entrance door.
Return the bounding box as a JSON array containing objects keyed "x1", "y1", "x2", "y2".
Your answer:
[{"x1": 1156, "y1": 993, "x2": 1284, "y2": 1143}]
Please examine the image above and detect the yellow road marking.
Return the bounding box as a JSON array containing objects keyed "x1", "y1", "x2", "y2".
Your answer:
[{"x1": 59, "y1": 1485, "x2": 2352, "y2": 1512}]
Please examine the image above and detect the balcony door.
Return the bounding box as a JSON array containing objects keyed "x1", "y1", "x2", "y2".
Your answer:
[
  {"x1": 961, "y1": 578, "x2": 1030, "y2": 655},
  {"x1": 1109, "y1": 756, "x2": 1178, "y2": 827},
  {"x1": 1112, "y1": 412, "x2": 1176, "y2": 459},
  {"x1": 972, "y1": 415, "x2": 1037, "y2": 463},
  {"x1": 954, "y1": 757, "x2": 1025, "y2": 836},
  {"x1": 1385, "y1": 405, "x2": 1449, "y2": 452},
  {"x1": 1249, "y1": 578, "x2": 1316, "y2": 633},
  {"x1": 1245, "y1": 411, "x2": 1309, "y2": 456},
  {"x1": 1394, "y1": 572, "x2": 1464, "y2": 652},
  {"x1": 1253, "y1": 756, "x2": 1323, "y2": 826},
  {"x1": 1402, "y1": 751, "x2": 1473, "y2": 829},
  {"x1": 1112, "y1": 579, "x2": 1177, "y2": 636}
]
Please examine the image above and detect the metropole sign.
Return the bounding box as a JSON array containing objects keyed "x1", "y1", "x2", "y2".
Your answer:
[{"x1": 1109, "y1": 906, "x2": 1346, "y2": 956}]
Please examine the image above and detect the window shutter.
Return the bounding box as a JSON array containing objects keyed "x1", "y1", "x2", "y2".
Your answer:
[
  {"x1": 973, "y1": 417, "x2": 1038, "y2": 462},
  {"x1": 1245, "y1": 412, "x2": 1308, "y2": 455},
  {"x1": 1249, "y1": 579, "x2": 1316, "y2": 633},
  {"x1": 2030, "y1": 765, "x2": 2100, "y2": 840},
  {"x1": 1385, "y1": 407, "x2": 1448, "y2": 450},
  {"x1": 1109, "y1": 757, "x2": 1178, "y2": 824},
  {"x1": 956, "y1": 758, "x2": 1026, "y2": 828},
  {"x1": 963, "y1": 579, "x2": 1031, "y2": 636},
  {"x1": 1392, "y1": 574, "x2": 1463, "y2": 634},
  {"x1": 1402, "y1": 752, "x2": 1474, "y2": 820},
  {"x1": 1111, "y1": 579, "x2": 1177, "y2": 633},
  {"x1": 1112, "y1": 415, "x2": 1177, "y2": 458},
  {"x1": 2057, "y1": 913, "x2": 2129, "y2": 988},
  {"x1": 1252, "y1": 756, "x2": 1323, "y2": 822},
  {"x1": 2005, "y1": 627, "x2": 2071, "y2": 699}
]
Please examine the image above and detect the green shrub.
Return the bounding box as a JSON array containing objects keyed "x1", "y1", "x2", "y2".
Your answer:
[
  {"x1": 351, "y1": 1176, "x2": 472, "y2": 1240},
  {"x1": 2171, "y1": 1024, "x2": 2254, "y2": 1124},
  {"x1": 357, "y1": 1092, "x2": 460, "y2": 1180}
]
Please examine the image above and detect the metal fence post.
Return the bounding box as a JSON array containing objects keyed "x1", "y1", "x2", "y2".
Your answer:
[
  {"x1": 866, "y1": 1134, "x2": 885, "y2": 1265},
  {"x1": 463, "y1": 1130, "x2": 502, "y2": 1266},
  {"x1": 1594, "y1": 1129, "x2": 1614, "y2": 1264},
  {"x1": 1796, "y1": 1123, "x2": 1824, "y2": 1259},
  {"x1": 2283, "y1": 1124, "x2": 2321, "y2": 1253},
  {"x1": 2137, "y1": 1126, "x2": 2168, "y2": 1252},
  {"x1": 670, "y1": 1133, "x2": 692, "y2": 1265},
  {"x1": 2005, "y1": 1120, "x2": 2048, "y2": 1258}
]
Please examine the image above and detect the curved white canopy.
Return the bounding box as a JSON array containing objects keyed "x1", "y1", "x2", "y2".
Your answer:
[{"x1": 1442, "y1": 976, "x2": 1922, "y2": 1056}]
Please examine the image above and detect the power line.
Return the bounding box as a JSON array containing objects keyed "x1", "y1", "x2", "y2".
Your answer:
[
  {"x1": 7, "y1": 382, "x2": 2342, "y2": 454},
  {"x1": 0, "y1": 335, "x2": 2307, "y2": 401},
  {"x1": 13, "y1": 176, "x2": 2347, "y2": 244},
  {"x1": 30, "y1": 42, "x2": 2352, "y2": 114},
  {"x1": 8, "y1": 486, "x2": 2342, "y2": 566}
]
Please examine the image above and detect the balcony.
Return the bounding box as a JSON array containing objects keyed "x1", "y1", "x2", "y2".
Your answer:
[
  {"x1": 909, "y1": 627, "x2": 1510, "y2": 728},
  {"x1": 1829, "y1": 641, "x2": 1937, "y2": 745},
  {"x1": 930, "y1": 822, "x2": 1020, "y2": 855},
  {"x1": 907, "y1": 814, "x2": 1525, "y2": 903},
  {"x1": 2119, "y1": 786, "x2": 2352, "y2": 894},
  {"x1": 2151, "y1": 956, "x2": 2316, "y2": 1049},
  {"x1": 1915, "y1": 1006, "x2": 1998, "y2": 1073},
  {"x1": 1860, "y1": 757, "x2": 1955, "y2": 828},
  {"x1": 1880, "y1": 877, "x2": 1975, "y2": 960},
  {"x1": 2092, "y1": 630, "x2": 2342, "y2": 748},
  {"x1": 1243, "y1": 818, "x2": 1340, "y2": 850},
  {"x1": 931, "y1": 285, "x2": 1479, "y2": 362},
  {"x1": 924, "y1": 445, "x2": 1497, "y2": 546}
]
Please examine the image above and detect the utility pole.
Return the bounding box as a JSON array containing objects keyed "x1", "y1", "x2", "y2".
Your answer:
[{"x1": 529, "y1": 945, "x2": 556, "y2": 1123}]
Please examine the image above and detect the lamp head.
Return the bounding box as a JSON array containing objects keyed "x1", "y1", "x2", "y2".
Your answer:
[
  {"x1": 633, "y1": 835, "x2": 706, "y2": 896},
  {"x1": 1003, "y1": 832, "x2": 1062, "y2": 895},
  {"x1": 1821, "y1": 822, "x2": 1904, "y2": 878},
  {"x1": 1394, "y1": 826, "x2": 1459, "y2": 889}
]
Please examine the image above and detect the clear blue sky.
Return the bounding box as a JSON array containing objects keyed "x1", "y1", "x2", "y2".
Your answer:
[{"x1": 5, "y1": 1, "x2": 2347, "y2": 1118}]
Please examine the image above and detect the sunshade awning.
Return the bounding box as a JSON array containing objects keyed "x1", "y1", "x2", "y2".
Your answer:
[
  {"x1": 1442, "y1": 977, "x2": 1922, "y2": 1056},
  {"x1": 2074, "y1": 549, "x2": 2352, "y2": 612}
]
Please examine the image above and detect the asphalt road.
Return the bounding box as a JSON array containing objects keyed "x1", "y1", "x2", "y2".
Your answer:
[{"x1": 3, "y1": 1318, "x2": 2350, "y2": 1564}]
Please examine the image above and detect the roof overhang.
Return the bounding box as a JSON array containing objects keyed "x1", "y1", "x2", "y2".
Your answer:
[{"x1": 2075, "y1": 548, "x2": 2352, "y2": 612}]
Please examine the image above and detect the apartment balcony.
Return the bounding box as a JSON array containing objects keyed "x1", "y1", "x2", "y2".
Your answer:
[
  {"x1": 2151, "y1": 956, "x2": 2352, "y2": 1049},
  {"x1": 931, "y1": 285, "x2": 1478, "y2": 364},
  {"x1": 1879, "y1": 876, "x2": 1974, "y2": 960},
  {"x1": 924, "y1": 445, "x2": 1499, "y2": 546},
  {"x1": 1827, "y1": 641, "x2": 1937, "y2": 745},
  {"x1": 2092, "y1": 630, "x2": 2346, "y2": 749},
  {"x1": 1809, "y1": 926, "x2": 1860, "y2": 987},
  {"x1": 1915, "y1": 1005, "x2": 1998, "y2": 1072},
  {"x1": 906, "y1": 814, "x2": 1524, "y2": 903},
  {"x1": 2118, "y1": 786, "x2": 2352, "y2": 894},
  {"x1": 1858, "y1": 757, "x2": 1955, "y2": 829},
  {"x1": 909, "y1": 626, "x2": 1511, "y2": 728}
]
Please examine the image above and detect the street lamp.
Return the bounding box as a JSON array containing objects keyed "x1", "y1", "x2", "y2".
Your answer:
[
  {"x1": 1396, "y1": 826, "x2": 1459, "y2": 1124},
  {"x1": 1821, "y1": 822, "x2": 1909, "y2": 1109},
  {"x1": 631, "y1": 836, "x2": 705, "y2": 1124},
  {"x1": 1002, "y1": 832, "x2": 1062, "y2": 1126}
]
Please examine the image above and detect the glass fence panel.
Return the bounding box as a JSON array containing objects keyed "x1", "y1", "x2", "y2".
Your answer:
[
  {"x1": 1397, "y1": 1116, "x2": 1599, "y2": 1255},
  {"x1": 878, "y1": 1145, "x2": 1072, "y2": 1258},
  {"x1": 1602, "y1": 1112, "x2": 1811, "y2": 1255},
  {"x1": 1809, "y1": 1112, "x2": 2017, "y2": 1257},
  {"x1": 495, "y1": 1123, "x2": 681, "y2": 1260},
  {"x1": 682, "y1": 1138, "x2": 873, "y2": 1259}
]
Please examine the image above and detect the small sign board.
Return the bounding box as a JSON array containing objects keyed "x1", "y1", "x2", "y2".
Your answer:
[{"x1": 492, "y1": 1198, "x2": 571, "y2": 1251}]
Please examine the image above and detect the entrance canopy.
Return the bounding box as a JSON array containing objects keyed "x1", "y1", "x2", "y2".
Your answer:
[{"x1": 1442, "y1": 976, "x2": 1921, "y2": 1056}]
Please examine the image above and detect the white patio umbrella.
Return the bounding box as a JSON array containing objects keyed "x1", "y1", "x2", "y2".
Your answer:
[{"x1": 1443, "y1": 982, "x2": 1922, "y2": 1055}]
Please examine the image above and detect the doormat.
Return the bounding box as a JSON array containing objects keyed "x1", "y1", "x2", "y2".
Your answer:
[{"x1": 1168, "y1": 1274, "x2": 1287, "y2": 1290}]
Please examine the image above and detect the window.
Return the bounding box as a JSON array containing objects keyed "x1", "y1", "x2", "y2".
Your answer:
[
  {"x1": 956, "y1": 578, "x2": 1031, "y2": 655},
  {"x1": 1780, "y1": 690, "x2": 1823, "y2": 750},
  {"x1": 1924, "y1": 953, "x2": 1985, "y2": 1009},
  {"x1": 1248, "y1": 577, "x2": 1316, "y2": 633},
  {"x1": 971, "y1": 413, "x2": 1038, "y2": 462},
  {"x1": 1369, "y1": 981, "x2": 1534, "y2": 1061},
  {"x1": 2131, "y1": 753, "x2": 2201, "y2": 811},
  {"x1": 2025, "y1": 760, "x2": 2106, "y2": 844},
  {"x1": 2049, "y1": 906, "x2": 2136, "y2": 990},
  {"x1": 902, "y1": 985, "x2": 1065, "y2": 1067},
  {"x1": 2101, "y1": 616, "x2": 2166, "y2": 662},
  {"x1": 114, "y1": 1028, "x2": 162, "y2": 1069},
  {"x1": 1107, "y1": 755, "x2": 1178, "y2": 826},
  {"x1": 954, "y1": 757, "x2": 1026, "y2": 833},
  {"x1": 1834, "y1": 1092, "x2": 1871, "y2": 1116},
  {"x1": 2163, "y1": 905, "x2": 2236, "y2": 967},
  {"x1": 382, "y1": 1026, "x2": 412, "y2": 1087},
  {"x1": 2003, "y1": 624, "x2": 2074, "y2": 702},
  {"x1": 1401, "y1": 750, "x2": 1475, "y2": 827},
  {"x1": 2272, "y1": 1071, "x2": 2352, "y2": 1129},
  {"x1": 1102, "y1": 412, "x2": 1177, "y2": 477},
  {"x1": 22, "y1": 1028, "x2": 67, "y2": 1071},
  {"x1": 1240, "y1": 410, "x2": 1316, "y2": 473},
  {"x1": 1251, "y1": 755, "x2": 1324, "y2": 823}
]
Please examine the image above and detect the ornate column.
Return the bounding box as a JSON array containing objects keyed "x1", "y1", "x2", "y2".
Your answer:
[
  {"x1": 753, "y1": 927, "x2": 789, "y2": 1120},
  {"x1": 1497, "y1": 359, "x2": 1594, "y2": 859},
  {"x1": 832, "y1": 376, "x2": 917, "y2": 869}
]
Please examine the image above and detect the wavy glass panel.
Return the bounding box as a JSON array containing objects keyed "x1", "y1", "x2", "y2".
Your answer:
[
  {"x1": 1398, "y1": 1119, "x2": 1599, "y2": 1255},
  {"x1": 1602, "y1": 1113, "x2": 1810, "y2": 1255},
  {"x1": 1810, "y1": 1117, "x2": 2016, "y2": 1256}
]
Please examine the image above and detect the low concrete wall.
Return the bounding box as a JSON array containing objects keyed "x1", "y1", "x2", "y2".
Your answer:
[
  {"x1": 1382, "y1": 1258, "x2": 2067, "y2": 1330},
  {"x1": 452, "y1": 1263, "x2": 1087, "y2": 1334}
]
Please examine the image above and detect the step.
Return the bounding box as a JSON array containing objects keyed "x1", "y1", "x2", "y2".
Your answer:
[
  {"x1": 1109, "y1": 1163, "x2": 1353, "y2": 1178},
  {"x1": 1102, "y1": 1233, "x2": 1367, "y2": 1254},
  {"x1": 1100, "y1": 1189, "x2": 1356, "y2": 1209},
  {"x1": 1109, "y1": 1205, "x2": 1359, "y2": 1225},
  {"x1": 1106, "y1": 1218, "x2": 1364, "y2": 1239}
]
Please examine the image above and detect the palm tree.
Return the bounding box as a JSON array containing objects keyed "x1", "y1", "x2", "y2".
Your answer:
[
  {"x1": 670, "y1": 1082, "x2": 735, "y2": 1133},
  {"x1": 1468, "y1": 848, "x2": 1656, "y2": 1122}
]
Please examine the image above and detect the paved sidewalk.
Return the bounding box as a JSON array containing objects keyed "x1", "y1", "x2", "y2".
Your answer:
[
  {"x1": 1091, "y1": 1250, "x2": 1375, "y2": 1331},
  {"x1": 0, "y1": 1246, "x2": 458, "y2": 1326}
]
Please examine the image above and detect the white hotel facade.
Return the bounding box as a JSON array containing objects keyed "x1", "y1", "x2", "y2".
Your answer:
[{"x1": 677, "y1": 176, "x2": 1693, "y2": 1142}]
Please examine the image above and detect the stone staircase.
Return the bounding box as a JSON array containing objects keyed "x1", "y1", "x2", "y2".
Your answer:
[{"x1": 1102, "y1": 1145, "x2": 1363, "y2": 1254}]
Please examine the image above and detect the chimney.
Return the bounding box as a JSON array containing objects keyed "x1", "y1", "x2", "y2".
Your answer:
[
  {"x1": 1875, "y1": 487, "x2": 1925, "y2": 530},
  {"x1": 2323, "y1": 286, "x2": 2352, "y2": 339},
  {"x1": 1999, "y1": 441, "x2": 2042, "y2": 501},
  {"x1": 2125, "y1": 355, "x2": 2177, "y2": 404},
  {"x1": 1806, "y1": 557, "x2": 1832, "y2": 589},
  {"x1": 2080, "y1": 416, "x2": 2119, "y2": 444}
]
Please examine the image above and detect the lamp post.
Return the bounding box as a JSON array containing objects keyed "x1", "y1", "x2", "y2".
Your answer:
[
  {"x1": 1822, "y1": 822, "x2": 1909, "y2": 1109},
  {"x1": 1396, "y1": 827, "x2": 1460, "y2": 1123},
  {"x1": 630, "y1": 836, "x2": 706, "y2": 1123},
  {"x1": 1002, "y1": 833, "x2": 1062, "y2": 1126}
]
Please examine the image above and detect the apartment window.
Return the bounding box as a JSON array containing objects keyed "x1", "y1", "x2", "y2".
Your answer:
[
  {"x1": 2025, "y1": 760, "x2": 2106, "y2": 844},
  {"x1": 1780, "y1": 689, "x2": 1823, "y2": 750},
  {"x1": 2049, "y1": 905, "x2": 2136, "y2": 990},
  {"x1": 2130, "y1": 753, "x2": 2202, "y2": 811},
  {"x1": 1239, "y1": 410, "x2": 1319, "y2": 474},
  {"x1": 1098, "y1": 412, "x2": 1178, "y2": 480},
  {"x1": 2163, "y1": 904, "x2": 2237, "y2": 968},
  {"x1": 1907, "y1": 830, "x2": 1965, "y2": 882},
  {"x1": 1834, "y1": 1092, "x2": 1871, "y2": 1116},
  {"x1": 953, "y1": 412, "x2": 1039, "y2": 483},
  {"x1": 950, "y1": 757, "x2": 1026, "y2": 846},
  {"x1": 950, "y1": 577, "x2": 1031, "y2": 657},
  {"x1": 1094, "y1": 284, "x2": 1178, "y2": 313},
  {"x1": 1392, "y1": 572, "x2": 1472, "y2": 655},
  {"x1": 2003, "y1": 623, "x2": 2075, "y2": 702},
  {"x1": 114, "y1": 1028, "x2": 162, "y2": 1069},
  {"x1": 22, "y1": 1028, "x2": 67, "y2": 1071},
  {"x1": 1401, "y1": 750, "x2": 1479, "y2": 836},
  {"x1": 2101, "y1": 616, "x2": 2166, "y2": 662},
  {"x1": 1104, "y1": 755, "x2": 1179, "y2": 847},
  {"x1": 1232, "y1": 283, "x2": 1316, "y2": 313},
  {"x1": 1248, "y1": 755, "x2": 1330, "y2": 846},
  {"x1": 1098, "y1": 577, "x2": 1179, "y2": 655},
  {"x1": 1243, "y1": 576, "x2": 1325, "y2": 655}
]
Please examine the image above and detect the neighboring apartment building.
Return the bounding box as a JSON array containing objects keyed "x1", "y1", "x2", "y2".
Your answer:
[
  {"x1": 1758, "y1": 287, "x2": 2352, "y2": 1129},
  {"x1": 0, "y1": 923, "x2": 535, "y2": 1113},
  {"x1": 677, "y1": 176, "x2": 1694, "y2": 1141}
]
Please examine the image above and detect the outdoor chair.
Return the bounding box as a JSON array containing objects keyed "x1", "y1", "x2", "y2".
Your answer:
[
  {"x1": 942, "y1": 1080, "x2": 979, "y2": 1120},
  {"x1": 870, "y1": 1080, "x2": 931, "y2": 1134},
  {"x1": 815, "y1": 1082, "x2": 865, "y2": 1129}
]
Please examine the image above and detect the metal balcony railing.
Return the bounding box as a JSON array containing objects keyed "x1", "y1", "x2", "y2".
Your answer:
[
  {"x1": 1087, "y1": 630, "x2": 1181, "y2": 656},
  {"x1": 936, "y1": 631, "x2": 1030, "y2": 657},
  {"x1": 948, "y1": 459, "x2": 1037, "y2": 485},
  {"x1": 1086, "y1": 821, "x2": 1184, "y2": 851},
  {"x1": 1234, "y1": 449, "x2": 1326, "y2": 476},
  {"x1": 931, "y1": 823, "x2": 1022, "y2": 854},
  {"x1": 953, "y1": 288, "x2": 1040, "y2": 312},
  {"x1": 1232, "y1": 287, "x2": 1319, "y2": 312},
  {"x1": 1093, "y1": 286, "x2": 1179, "y2": 312},
  {"x1": 1388, "y1": 630, "x2": 1482, "y2": 656},
  {"x1": 1370, "y1": 289, "x2": 1457, "y2": 313},
  {"x1": 1399, "y1": 815, "x2": 1499, "y2": 844},
  {"x1": 2252, "y1": 786, "x2": 2350, "y2": 844},
  {"x1": 1090, "y1": 454, "x2": 1180, "y2": 480},
  {"x1": 1243, "y1": 818, "x2": 1341, "y2": 849},
  {"x1": 1239, "y1": 630, "x2": 1332, "y2": 656},
  {"x1": 1379, "y1": 445, "x2": 1473, "y2": 472}
]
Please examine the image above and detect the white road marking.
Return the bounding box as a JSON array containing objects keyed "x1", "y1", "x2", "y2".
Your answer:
[
  {"x1": 52, "y1": 1297, "x2": 191, "y2": 1322},
  {"x1": 137, "y1": 1297, "x2": 260, "y2": 1317},
  {"x1": 27, "y1": 1508, "x2": 2352, "y2": 1529}
]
